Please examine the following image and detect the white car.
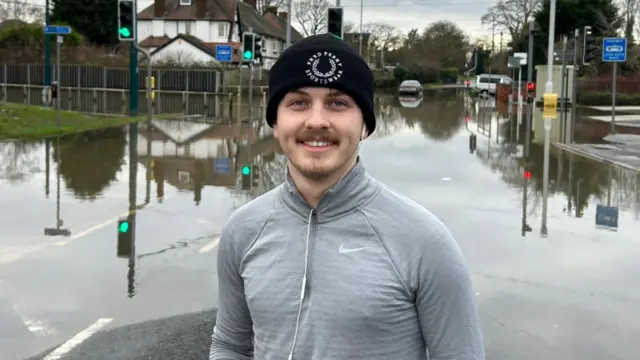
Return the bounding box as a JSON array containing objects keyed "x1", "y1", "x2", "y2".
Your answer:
[
  {"x1": 398, "y1": 80, "x2": 423, "y2": 95},
  {"x1": 474, "y1": 74, "x2": 512, "y2": 95}
]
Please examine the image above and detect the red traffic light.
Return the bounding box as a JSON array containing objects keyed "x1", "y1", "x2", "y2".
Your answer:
[
  {"x1": 526, "y1": 82, "x2": 535, "y2": 91},
  {"x1": 524, "y1": 170, "x2": 532, "y2": 179},
  {"x1": 465, "y1": 116, "x2": 470, "y2": 122}
]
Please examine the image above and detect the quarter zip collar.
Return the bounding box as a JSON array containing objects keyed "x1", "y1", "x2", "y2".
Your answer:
[{"x1": 280, "y1": 157, "x2": 378, "y2": 223}]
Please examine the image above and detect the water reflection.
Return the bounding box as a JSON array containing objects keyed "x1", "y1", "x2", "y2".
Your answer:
[{"x1": 43, "y1": 134, "x2": 71, "y2": 237}]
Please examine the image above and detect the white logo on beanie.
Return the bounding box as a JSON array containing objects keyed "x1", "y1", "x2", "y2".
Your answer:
[{"x1": 305, "y1": 51, "x2": 343, "y2": 84}]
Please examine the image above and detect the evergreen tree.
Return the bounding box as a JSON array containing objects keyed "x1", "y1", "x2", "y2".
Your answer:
[{"x1": 51, "y1": 0, "x2": 119, "y2": 46}]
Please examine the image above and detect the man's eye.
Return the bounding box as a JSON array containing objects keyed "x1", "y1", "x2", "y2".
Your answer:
[
  {"x1": 330, "y1": 100, "x2": 348, "y2": 107},
  {"x1": 289, "y1": 99, "x2": 307, "y2": 107}
]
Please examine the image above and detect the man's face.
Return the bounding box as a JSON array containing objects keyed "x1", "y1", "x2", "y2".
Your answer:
[{"x1": 274, "y1": 87, "x2": 365, "y2": 180}]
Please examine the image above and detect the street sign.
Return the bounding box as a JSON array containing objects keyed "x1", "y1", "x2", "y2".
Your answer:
[
  {"x1": 214, "y1": 157, "x2": 230, "y2": 174},
  {"x1": 216, "y1": 44, "x2": 232, "y2": 62},
  {"x1": 514, "y1": 52, "x2": 527, "y2": 65},
  {"x1": 44, "y1": 25, "x2": 71, "y2": 35},
  {"x1": 602, "y1": 38, "x2": 627, "y2": 62},
  {"x1": 543, "y1": 93, "x2": 558, "y2": 119},
  {"x1": 595, "y1": 204, "x2": 618, "y2": 229},
  {"x1": 507, "y1": 56, "x2": 519, "y2": 68}
]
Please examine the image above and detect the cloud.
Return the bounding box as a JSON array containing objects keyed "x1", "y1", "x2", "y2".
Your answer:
[{"x1": 337, "y1": 0, "x2": 495, "y2": 39}]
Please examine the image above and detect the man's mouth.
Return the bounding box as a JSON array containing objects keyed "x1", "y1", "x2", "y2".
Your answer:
[
  {"x1": 297, "y1": 137, "x2": 338, "y2": 151},
  {"x1": 302, "y1": 140, "x2": 333, "y2": 147}
]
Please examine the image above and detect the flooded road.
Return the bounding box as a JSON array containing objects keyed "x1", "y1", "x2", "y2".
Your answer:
[{"x1": 2, "y1": 89, "x2": 640, "y2": 360}]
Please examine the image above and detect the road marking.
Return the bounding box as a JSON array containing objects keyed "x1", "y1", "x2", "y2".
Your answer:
[
  {"x1": 199, "y1": 235, "x2": 221, "y2": 253},
  {"x1": 13, "y1": 305, "x2": 58, "y2": 336},
  {"x1": 42, "y1": 318, "x2": 113, "y2": 360}
]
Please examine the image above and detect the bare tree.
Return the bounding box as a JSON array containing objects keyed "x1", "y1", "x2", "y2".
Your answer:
[
  {"x1": 293, "y1": 0, "x2": 329, "y2": 37},
  {"x1": 343, "y1": 21, "x2": 356, "y2": 34},
  {"x1": 364, "y1": 22, "x2": 401, "y2": 66},
  {"x1": 620, "y1": 0, "x2": 639, "y2": 41},
  {"x1": 0, "y1": 0, "x2": 44, "y2": 22},
  {"x1": 257, "y1": 0, "x2": 286, "y2": 14},
  {"x1": 481, "y1": 0, "x2": 542, "y2": 42}
]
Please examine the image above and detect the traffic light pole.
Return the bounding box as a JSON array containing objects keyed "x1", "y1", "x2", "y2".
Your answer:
[
  {"x1": 571, "y1": 28, "x2": 579, "y2": 143},
  {"x1": 611, "y1": 63, "x2": 617, "y2": 135},
  {"x1": 525, "y1": 20, "x2": 534, "y2": 158},
  {"x1": 541, "y1": 0, "x2": 558, "y2": 237},
  {"x1": 133, "y1": 43, "x2": 153, "y2": 125},
  {"x1": 44, "y1": 0, "x2": 51, "y2": 87}
]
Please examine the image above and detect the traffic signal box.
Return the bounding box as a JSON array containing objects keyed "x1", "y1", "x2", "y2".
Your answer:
[
  {"x1": 242, "y1": 32, "x2": 263, "y2": 64},
  {"x1": 327, "y1": 7, "x2": 344, "y2": 39},
  {"x1": 241, "y1": 165, "x2": 251, "y2": 190},
  {"x1": 118, "y1": 0, "x2": 136, "y2": 41},
  {"x1": 583, "y1": 26, "x2": 597, "y2": 65},
  {"x1": 117, "y1": 217, "x2": 132, "y2": 258}
]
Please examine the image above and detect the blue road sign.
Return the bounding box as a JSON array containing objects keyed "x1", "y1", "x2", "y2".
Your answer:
[
  {"x1": 216, "y1": 45, "x2": 233, "y2": 62},
  {"x1": 214, "y1": 157, "x2": 230, "y2": 173},
  {"x1": 595, "y1": 204, "x2": 618, "y2": 229},
  {"x1": 44, "y1": 25, "x2": 72, "y2": 35},
  {"x1": 602, "y1": 37, "x2": 627, "y2": 62}
]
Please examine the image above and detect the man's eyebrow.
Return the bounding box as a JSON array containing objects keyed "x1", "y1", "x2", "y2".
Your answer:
[
  {"x1": 327, "y1": 89, "x2": 347, "y2": 96},
  {"x1": 287, "y1": 89, "x2": 309, "y2": 96}
]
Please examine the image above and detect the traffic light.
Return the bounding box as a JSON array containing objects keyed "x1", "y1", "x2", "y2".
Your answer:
[
  {"x1": 242, "y1": 32, "x2": 255, "y2": 62},
  {"x1": 327, "y1": 7, "x2": 344, "y2": 39},
  {"x1": 583, "y1": 26, "x2": 597, "y2": 65},
  {"x1": 252, "y1": 164, "x2": 260, "y2": 187},
  {"x1": 253, "y1": 34, "x2": 263, "y2": 63},
  {"x1": 526, "y1": 82, "x2": 535, "y2": 103},
  {"x1": 241, "y1": 164, "x2": 251, "y2": 190},
  {"x1": 118, "y1": 0, "x2": 136, "y2": 41},
  {"x1": 524, "y1": 170, "x2": 532, "y2": 179},
  {"x1": 469, "y1": 134, "x2": 477, "y2": 153},
  {"x1": 117, "y1": 217, "x2": 132, "y2": 257}
]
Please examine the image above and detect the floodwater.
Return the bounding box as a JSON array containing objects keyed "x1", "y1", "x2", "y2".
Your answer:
[{"x1": 1, "y1": 90, "x2": 639, "y2": 360}]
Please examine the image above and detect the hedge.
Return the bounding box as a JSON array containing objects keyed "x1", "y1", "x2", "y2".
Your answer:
[{"x1": 578, "y1": 92, "x2": 640, "y2": 105}]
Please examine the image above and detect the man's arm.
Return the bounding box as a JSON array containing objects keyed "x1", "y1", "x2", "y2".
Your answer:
[
  {"x1": 416, "y1": 225, "x2": 485, "y2": 360},
  {"x1": 209, "y1": 227, "x2": 254, "y2": 360}
]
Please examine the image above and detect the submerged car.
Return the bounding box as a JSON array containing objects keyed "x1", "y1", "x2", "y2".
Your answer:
[{"x1": 398, "y1": 80, "x2": 423, "y2": 95}]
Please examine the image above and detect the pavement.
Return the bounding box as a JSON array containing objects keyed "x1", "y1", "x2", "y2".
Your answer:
[
  {"x1": 2, "y1": 91, "x2": 640, "y2": 360},
  {"x1": 554, "y1": 142, "x2": 640, "y2": 171}
]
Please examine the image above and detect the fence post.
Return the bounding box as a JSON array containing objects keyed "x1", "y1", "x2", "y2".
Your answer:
[
  {"x1": 122, "y1": 90, "x2": 126, "y2": 115},
  {"x1": 76, "y1": 65, "x2": 81, "y2": 109},
  {"x1": 103, "y1": 66, "x2": 107, "y2": 113},
  {"x1": 1, "y1": 64, "x2": 6, "y2": 103},
  {"x1": 203, "y1": 92, "x2": 208, "y2": 118},
  {"x1": 157, "y1": 70, "x2": 161, "y2": 114},
  {"x1": 23, "y1": 84, "x2": 27, "y2": 105},
  {"x1": 228, "y1": 93, "x2": 233, "y2": 120},
  {"x1": 67, "y1": 87, "x2": 72, "y2": 111},
  {"x1": 92, "y1": 88, "x2": 97, "y2": 113},
  {"x1": 185, "y1": 69, "x2": 189, "y2": 115}
]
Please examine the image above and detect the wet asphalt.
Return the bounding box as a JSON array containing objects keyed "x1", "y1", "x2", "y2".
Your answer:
[{"x1": 2, "y1": 90, "x2": 640, "y2": 360}]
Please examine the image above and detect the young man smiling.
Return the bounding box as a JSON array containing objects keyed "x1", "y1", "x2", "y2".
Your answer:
[{"x1": 209, "y1": 34, "x2": 485, "y2": 360}]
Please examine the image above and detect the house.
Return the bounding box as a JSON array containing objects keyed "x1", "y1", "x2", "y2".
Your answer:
[{"x1": 136, "y1": 0, "x2": 303, "y2": 69}]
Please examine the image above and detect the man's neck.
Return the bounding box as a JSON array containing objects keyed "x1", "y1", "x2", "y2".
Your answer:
[{"x1": 289, "y1": 155, "x2": 358, "y2": 209}]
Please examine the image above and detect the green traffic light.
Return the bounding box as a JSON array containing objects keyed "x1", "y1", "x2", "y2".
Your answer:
[
  {"x1": 119, "y1": 27, "x2": 131, "y2": 38},
  {"x1": 242, "y1": 166, "x2": 250, "y2": 175},
  {"x1": 243, "y1": 50, "x2": 253, "y2": 59},
  {"x1": 118, "y1": 221, "x2": 129, "y2": 233}
]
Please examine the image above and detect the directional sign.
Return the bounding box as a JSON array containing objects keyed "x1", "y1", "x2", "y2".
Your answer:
[
  {"x1": 44, "y1": 25, "x2": 71, "y2": 35},
  {"x1": 602, "y1": 37, "x2": 627, "y2": 62},
  {"x1": 216, "y1": 45, "x2": 233, "y2": 62},
  {"x1": 214, "y1": 157, "x2": 230, "y2": 174},
  {"x1": 513, "y1": 52, "x2": 527, "y2": 65},
  {"x1": 595, "y1": 204, "x2": 618, "y2": 230}
]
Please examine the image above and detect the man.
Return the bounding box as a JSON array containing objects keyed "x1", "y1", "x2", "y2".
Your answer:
[{"x1": 210, "y1": 33, "x2": 484, "y2": 360}]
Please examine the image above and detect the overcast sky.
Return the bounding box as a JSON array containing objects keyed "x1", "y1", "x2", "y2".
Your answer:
[{"x1": 29, "y1": 0, "x2": 497, "y2": 42}]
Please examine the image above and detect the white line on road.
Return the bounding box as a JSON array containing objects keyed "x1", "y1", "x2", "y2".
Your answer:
[
  {"x1": 13, "y1": 305, "x2": 58, "y2": 336},
  {"x1": 42, "y1": 318, "x2": 113, "y2": 360},
  {"x1": 199, "y1": 235, "x2": 221, "y2": 253}
]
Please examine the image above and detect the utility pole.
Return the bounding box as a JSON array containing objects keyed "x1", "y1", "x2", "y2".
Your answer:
[
  {"x1": 489, "y1": 18, "x2": 495, "y2": 75},
  {"x1": 285, "y1": 0, "x2": 292, "y2": 48},
  {"x1": 44, "y1": 0, "x2": 51, "y2": 87},
  {"x1": 571, "y1": 28, "x2": 579, "y2": 143},
  {"x1": 500, "y1": 32, "x2": 503, "y2": 53},
  {"x1": 525, "y1": 20, "x2": 535, "y2": 157}
]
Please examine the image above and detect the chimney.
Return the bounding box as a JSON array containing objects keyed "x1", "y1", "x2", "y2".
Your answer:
[
  {"x1": 195, "y1": 0, "x2": 206, "y2": 18},
  {"x1": 264, "y1": 6, "x2": 277, "y2": 15},
  {"x1": 245, "y1": 0, "x2": 257, "y2": 9},
  {"x1": 154, "y1": 0, "x2": 166, "y2": 17},
  {"x1": 278, "y1": 11, "x2": 287, "y2": 19}
]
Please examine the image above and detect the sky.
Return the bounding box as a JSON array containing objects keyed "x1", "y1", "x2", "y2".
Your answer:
[{"x1": 24, "y1": 0, "x2": 498, "y2": 42}]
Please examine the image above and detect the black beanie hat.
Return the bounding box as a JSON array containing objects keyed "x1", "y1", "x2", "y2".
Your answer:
[{"x1": 266, "y1": 33, "x2": 376, "y2": 135}]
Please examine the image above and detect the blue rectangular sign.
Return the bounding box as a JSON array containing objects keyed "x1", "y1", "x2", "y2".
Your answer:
[
  {"x1": 214, "y1": 157, "x2": 230, "y2": 173},
  {"x1": 602, "y1": 37, "x2": 627, "y2": 62},
  {"x1": 216, "y1": 45, "x2": 233, "y2": 62},
  {"x1": 44, "y1": 25, "x2": 72, "y2": 35},
  {"x1": 595, "y1": 204, "x2": 618, "y2": 229}
]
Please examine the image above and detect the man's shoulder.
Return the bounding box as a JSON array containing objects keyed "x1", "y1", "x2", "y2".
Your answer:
[
  {"x1": 363, "y1": 182, "x2": 452, "y2": 244},
  {"x1": 222, "y1": 185, "x2": 282, "y2": 242}
]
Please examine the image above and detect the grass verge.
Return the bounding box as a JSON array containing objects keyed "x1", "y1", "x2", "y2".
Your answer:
[{"x1": 0, "y1": 103, "x2": 145, "y2": 139}]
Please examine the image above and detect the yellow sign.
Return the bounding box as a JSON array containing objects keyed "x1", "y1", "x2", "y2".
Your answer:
[
  {"x1": 145, "y1": 76, "x2": 155, "y2": 89},
  {"x1": 145, "y1": 91, "x2": 156, "y2": 100},
  {"x1": 543, "y1": 93, "x2": 558, "y2": 119}
]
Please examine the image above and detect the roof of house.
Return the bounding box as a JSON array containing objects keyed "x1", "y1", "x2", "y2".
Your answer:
[
  {"x1": 150, "y1": 33, "x2": 218, "y2": 58},
  {"x1": 263, "y1": 11, "x2": 303, "y2": 42},
  {"x1": 140, "y1": 35, "x2": 172, "y2": 48},
  {"x1": 138, "y1": 0, "x2": 299, "y2": 41}
]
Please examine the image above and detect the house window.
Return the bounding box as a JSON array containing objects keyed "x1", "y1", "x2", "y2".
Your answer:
[
  {"x1": 185, "y1": 21, "x2": 192, "y2": 34},
  {"x1": 218, "y1": 23, "x2": 226, "y2": 37},
  {"x1": 180, "y1": 0, "x2": 191, "y2": 5}
]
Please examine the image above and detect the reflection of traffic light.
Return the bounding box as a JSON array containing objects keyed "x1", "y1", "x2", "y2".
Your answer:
[
  {"x1": 327, "y1": 7, "x2": 344, "y2": 39},
  {"x1": 583, "y1": 26, "x2": 597, "y2": 65},
  {"x1": 242, "y1": 32, "x2": 255, "y2": 62},
  {"x1": 524, "y1": 170, "x2": 532, "y2": 179},
  {"x1": 118, "y1": 0, "x2": 136, "y2": 41},
  {"x1": 117, "y1": 217, "x2": 132, "y2": 258},
  {"x1": 469, "y1": 134, "x2": 477, "y2": 153},
  {"x1": 252, "y1": 164, "x2": 260, "y2": 187},
  {"x1": 241, "y1": 165, "x2": 251, "y2": 190},
  {"x1": 526, "y1": 82, "x2": 535, "y2": 103},
  {"x1": 253, "y1": 34, "x2": 263, "y2": 63}
]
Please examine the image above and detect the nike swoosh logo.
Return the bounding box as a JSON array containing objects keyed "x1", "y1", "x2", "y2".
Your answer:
[{"x1": 338, "y1": 244, "x2": 369, "y2": 254}]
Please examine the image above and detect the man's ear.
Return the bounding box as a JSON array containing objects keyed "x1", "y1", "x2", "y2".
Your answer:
[
  {"x1": 361, "y1": 125, "x2": 368, "y2": 140},
  {"x1": 273, "y1": 123, "x2": 279, "y2": 138}
]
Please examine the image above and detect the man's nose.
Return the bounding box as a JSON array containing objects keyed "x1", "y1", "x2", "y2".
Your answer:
[{"x1": 304, "y1": 102, "x2": 330, "y2": 129}]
